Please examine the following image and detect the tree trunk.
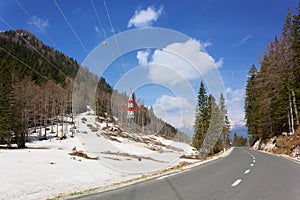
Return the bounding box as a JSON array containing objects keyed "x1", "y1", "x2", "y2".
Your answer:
[
  {"x1": 7, "y1": 131, "x2": 11, "y2": 148},
  {"x1": 292, "y1": 90, "x2": 299, "y2": 125},
  {"x1": 289, "y1": 92, "x2": 295, "y2": 134},
  {"x1": 288, "y1": 110, "x2": 291, "y2": 133}
]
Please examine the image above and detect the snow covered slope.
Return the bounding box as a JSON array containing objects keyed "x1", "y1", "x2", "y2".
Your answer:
[{"x1": 0, "y1": 108, "x2": 198, "y2": 200}]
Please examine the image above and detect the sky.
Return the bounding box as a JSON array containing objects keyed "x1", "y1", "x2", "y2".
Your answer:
[{"x1": 0, "y1": 0, "x2": 298, "y2": 136}]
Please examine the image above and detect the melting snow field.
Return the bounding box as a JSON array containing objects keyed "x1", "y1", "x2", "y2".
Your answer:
[{"x1": 0, "y1": 108, "x2": 227, "y2": 200}]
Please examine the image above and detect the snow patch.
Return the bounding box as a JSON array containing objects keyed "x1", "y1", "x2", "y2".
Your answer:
[{"x1": 0, "y1": 107, "x2": 198, "y2": 200}]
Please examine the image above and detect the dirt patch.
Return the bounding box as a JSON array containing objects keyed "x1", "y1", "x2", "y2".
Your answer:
[
  {"x1": 69, "y1": 148, "x2": 99, "y2": 160},
  {"x1": 101, "y1": 151, "x2": 167, "y2": 163},
  {"x1": 87, "y1": 124, "x2": 99, "y2": 132},
  {"x1": 147, "y1": 145, "x2": 164, "y2": 153},
  {"x1": 165, "y1": 145, "x2": 184, "y2": 152},
  {"x1": 102, "y1": 135, "x2": 121, "y2": 143},
  {"x1": 180, "y1": 154, "x2": 199, "y2": 159},
  {"x1": 160, "y1": 161, "x2": 192, "y2": 173},
  {"x1": 262, "y1": 128, "x2": 300, "y2": 158}
]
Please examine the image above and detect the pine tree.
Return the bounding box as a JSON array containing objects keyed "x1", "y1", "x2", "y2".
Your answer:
[
  {"x1": 245, "y1": 64, "x2": 258, "y2": 140},
  {"x1": 219, "y1": 93, "x2": 231, "y2": 151},
  {"x1": 254, "y1": 55, "x2": 278, "y2": 138},
  {"x1": 245, "y1": 4, "x2": 300, "y2": 142},
  {"x1": 233, "y1": 133, "x2": 238, "y2": 146},
  {"x1": 0, "y1": 60, "x2": 13, "y2": 147},
  {"x1": 283, "y1": 7, "x2": 292, "y2": 36},
  {"x1": 291, "y1": 3, "x2": 300, "y2": 126},
  {"x1": 203, "y1": 94, "x2": 221, "y2": 155},
  {"x1": 193, "y1": 81, "x2": 208, "y2": 149},
  {"x1": 232, "y1": 132, "x2": 247, "y2": 146}
]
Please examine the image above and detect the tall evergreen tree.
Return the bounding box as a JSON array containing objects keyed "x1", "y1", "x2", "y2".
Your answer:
[
  {"x1": 291, "y1": 2, "x2": 300, "y2": 126},
  {"x1": 0, "y1": 60, "x2": 13, "y2": 147},
  {"x1": 245, "y1": 64, "x2": 258, "y2": 140},
  {"x1": 193, "y1": 81, "x2": 208, "y2": 149},
  {"x1": 283, "y1": 7, "x2": 292, "y2": 36},
  {"x1": 245, "y1": 4, "x2": 300, "y2": 143},
  {"x1": 219, "y1": 93, "x2": 231, "y2": 151},
  {"x1": 233, "y1": 132, "x2": 247, "y2": 146},
  {"x1": 202, "y1": 94, "x2": 222, "y2": 155}
]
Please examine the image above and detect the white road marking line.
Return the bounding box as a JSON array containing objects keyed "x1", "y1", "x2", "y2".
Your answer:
[
  {"x1": 284, "y1": 157, "x2": 300, "y2": 165},
  {"x1": 250, "y1": 163, "x2": 254, "y2": 166},
  {"x1": 253, "y1": 160, "x2": 256, "y2": 163},
  {"x1": 231, "y1": 179, "x2": 242, "y2": 187},
  {"x1": 157, "y1": 173, "x2": 177, "y2": 180},
  {"x1": 244, "y1": 150, "x2": 255, "y2": 159},
  {"x1": 156, "y1": 169, "x2": 191, "y2": 181},
  {"x1": 244, "y1": 169, "x2": 250, "y2": 174}
]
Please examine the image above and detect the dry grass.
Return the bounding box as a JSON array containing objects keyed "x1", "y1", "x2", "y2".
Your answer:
[
  {"x1": 147, "y1": 145, "x2": 164, "y2": 153},
  {"x1": 69, "y1": 150, "x2": 99, "y2": 160},
  {"x1": 160, "y1": 161, "x2": 192, "y2": 173},
  {"x1": 101, "y1": 151, "x2": 167, "y2": 163},
  {"x1": 102, "y1": 135, "x2": 121, "y2": 143},
  {"x1": 272, "y1": 128, "x2": 300, "y2": 156},
  {"x1": 180, "y1": 154, "x2": 199, "y2": 159},
  {"x1": 87, "y1": 124, "x2": 99, "y2": 132}
]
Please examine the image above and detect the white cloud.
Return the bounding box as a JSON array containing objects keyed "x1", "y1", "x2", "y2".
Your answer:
[
  {"x1": 225, "y1": 87, "x2": 245, "y2": 128},
  {"x1": 153, "y1": 95, "x2": 195, "y2": 130},
  {"x1": 136, "y1": 50, "x2": 149, "y2": 65},
  {"x1": 28, "y1": 16, "x2": 49, "y2": 30},
  {"x1": 201, "y1": 41, "x2": 212, "y2": 48},
  {"x1": 148, "y1": 39, "x2": 223, "y2": 85},
  {"x1": 215, "y1": 58, "x2": 224, "y2": 68},
  {"x1": 128, "y1": 6, "x2": 163, "y2": 28}
]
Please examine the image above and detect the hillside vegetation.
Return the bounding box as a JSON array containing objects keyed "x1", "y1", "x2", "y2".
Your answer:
[
  {"x1": 245, "y1": 4, "x2": 300, "y2": 145},
  {"x1": 253, "y1": 128, "x2": 300, "y2": 159},
  {"x1": 0, "y1": 29, "x2": 188, "y2": 148}
]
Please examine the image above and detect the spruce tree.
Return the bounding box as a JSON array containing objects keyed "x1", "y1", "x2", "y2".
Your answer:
[
  {"x1": 245, "y1": 65, "x2": 258, "y2": 140},
  {"x1": 0, "y1": 60, "x2": 13, "y2": 147},
  {"x1": 219, "y1": 93, "x2": 231, "y2": 151},
  {"x1": 291, "y1": 2, "x2": 300, "y2": 125},
  {"x1": 244, "y1": 3, "x2": 300, "y2": 144},
  {"x1": 193, "y1": 81, "x2": 208, "y2": 149},
  {"x1": 203, "y1": 94, "x2": 221, "y2": 154}
]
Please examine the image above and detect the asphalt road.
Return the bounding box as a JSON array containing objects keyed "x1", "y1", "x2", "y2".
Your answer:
[{"x1": 70, "y1": 147, "x2": 300, "y2": 200}]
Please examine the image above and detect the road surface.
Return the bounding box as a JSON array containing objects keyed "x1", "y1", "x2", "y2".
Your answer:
[{"x1": 69, "y1": 147, "x2": 300, "y2": 200}]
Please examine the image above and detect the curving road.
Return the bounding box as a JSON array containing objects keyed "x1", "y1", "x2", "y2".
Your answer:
[{"x1": 69, "y1": 147, "x2": 300, "y2": 200}]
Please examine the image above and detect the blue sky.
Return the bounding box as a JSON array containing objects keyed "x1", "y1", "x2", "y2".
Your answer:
[{"x1": 0, "y1": 0, "x2": 297, "y2": 135}]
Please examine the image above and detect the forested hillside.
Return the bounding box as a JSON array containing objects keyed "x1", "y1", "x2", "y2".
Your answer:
[
  {"x1": 245, "y1": 4, "x2": 300, "y2": 144},
  {"x1": 0, "y1": 29, "x2": 188, "y2": 148},
  {"x1": 0, "y1": 30, "x2": 90, "y2": 147}
]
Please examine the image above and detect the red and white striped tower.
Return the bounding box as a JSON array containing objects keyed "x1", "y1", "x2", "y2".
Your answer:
[
  {"x1": 127, "y1": 89, "x2": 135, "y2": 120},
  {"x1": 125, "y1": 89, "x2": 142, "y2": 133},
  {"x1": 119, "y1": 89, "x2": 141, "y2": 132}
]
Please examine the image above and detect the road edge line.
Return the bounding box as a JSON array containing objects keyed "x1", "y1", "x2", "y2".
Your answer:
[{"x1": 54, "y1": 147, "x2": 235, "y2": 199}]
